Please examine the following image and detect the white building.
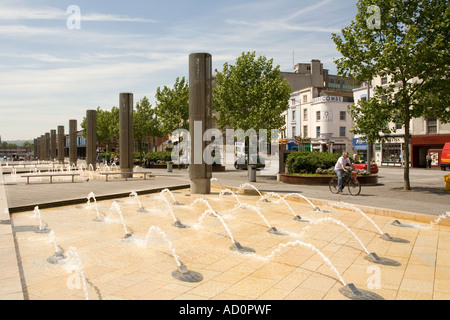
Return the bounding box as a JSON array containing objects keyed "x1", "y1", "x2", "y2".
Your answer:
[
  {"x1": 352, "y1": 76, "x2": 450, "y2": 167},
  {"x1": 286, "y1": 88, "x2": 355, "y2": 153},
  {"x1": 281, "y1": 59, "x2": 359, "y2": 153}
]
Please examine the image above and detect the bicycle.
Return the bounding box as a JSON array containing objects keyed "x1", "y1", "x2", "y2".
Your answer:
[{"x1": 329, "y1": 168, "x2": 361, "y2": 196}]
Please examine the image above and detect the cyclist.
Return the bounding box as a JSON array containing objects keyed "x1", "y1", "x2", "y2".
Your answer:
[{"x1": 334, "y1": 151, "x2": 355, "y2": 194}]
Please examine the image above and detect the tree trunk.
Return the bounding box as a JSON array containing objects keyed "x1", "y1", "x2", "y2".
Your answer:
[{"x1": 403, "y1": 103, "x2": 411, "y2": 191}]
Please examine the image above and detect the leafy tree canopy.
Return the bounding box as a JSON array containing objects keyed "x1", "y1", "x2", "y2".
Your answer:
[{"x1": 213, "y1": 51, "x2": 292, "y2": 133}]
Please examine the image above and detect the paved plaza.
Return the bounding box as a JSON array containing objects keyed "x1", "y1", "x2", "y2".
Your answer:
[{"x1": 1, "y1": 163, "x2": 449, "y2": 301}]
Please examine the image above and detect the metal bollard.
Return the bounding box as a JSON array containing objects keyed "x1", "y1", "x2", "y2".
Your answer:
[{"x1": 248, "y1": 164, "x2": 256, "y2": 182}]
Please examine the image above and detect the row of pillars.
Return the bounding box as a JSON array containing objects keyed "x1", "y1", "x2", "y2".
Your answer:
[
  {"x1": 32, "y1": 52, "x2": 212, "y2": 194},
  {"x1": 32, "y1": 93, "x2": 135, "y2": 177},
  {"x1": 33, "y1": 122, "x2": 77, "y2": 165}
]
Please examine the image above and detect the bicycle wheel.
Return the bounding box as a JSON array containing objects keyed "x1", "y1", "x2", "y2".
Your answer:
[
  {"x1": 348, "y1": 179, "x2": 361, "y2": 196},
  {"x1": 329, "y1": 177, "x2": 339, "y2": 194}
]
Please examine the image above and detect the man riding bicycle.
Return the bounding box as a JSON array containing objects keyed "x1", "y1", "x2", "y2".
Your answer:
[{"x1": 334, "y1": 151, "x2": 355, "y2": 194}]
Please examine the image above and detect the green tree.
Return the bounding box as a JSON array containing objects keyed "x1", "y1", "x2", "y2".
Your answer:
[
  {"x1": 332, "y1": 0, "x2": 450, "y2": 190},
  {"x1": 154, "y1": 77, "x2": 189, "y2": 166},
  {"x1": 154, "y1": 76, "x2": 190, "y2": 134},
  {"x1": 81, "y1": 106, "x2": 119, "y2": 152},
  {"x1": 134, "y1": 96, "x2": 161, "y2": 161},
  {"x1": 213, "y1": 51, "x2": 291, "y2": 133},
  {"x1": 213, "y1": 51, "x2": 291, "y2": 162}
]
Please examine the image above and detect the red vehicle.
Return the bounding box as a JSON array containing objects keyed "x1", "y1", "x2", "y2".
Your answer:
[
  {"x1": 353, "y1": 162, "x2": 379, "y2": 174},
  {"x1": 441, "y1": 143, "x2": 450, "y2": 170}
]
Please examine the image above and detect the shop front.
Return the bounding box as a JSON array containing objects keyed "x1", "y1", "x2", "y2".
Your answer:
[
  {"x1": 377, "y1": 136, "x2": 405, "y2": 167},
  {"x1": 411, "y1": 134, "x2": 450, "y2": 168},
  {"x1": 352, "y1": 138, "x2": 368, "y2": 163}
]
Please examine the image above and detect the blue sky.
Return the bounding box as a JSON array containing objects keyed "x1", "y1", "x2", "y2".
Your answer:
[{"x1": 0, "y1": 0, "x2": 358, "y2": 141}]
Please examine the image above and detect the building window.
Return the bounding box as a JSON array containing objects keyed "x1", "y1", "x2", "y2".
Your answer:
[
  {"x1": 292, "y1": 110, "x2": 296, "y2": 123},
  {"x1": 303, "y1": 126, "x2": 308, "y2": 138},
  {"x1": 395, "y1": 123, "x2": 402, "y2": 130},
  {"x1": 303, "y1": 95, "x2": 308, "y2": 103},
  {"x1": 340, "y1": 111, "x2": 346, "y2": 121},
  {"x1": 303, "y1": 109, "x2": 308, "y2": 121},
  {"x1": 316, "y1": 126, "x2": 321, "y2": 138},
  {"x1": 316, "y1": 111, "x2": 321, "y2": 122},
  {"x1": 381, "y1": 77, "x2": 388, "y2": 85},
  {"x1": 291, "y1": 98, "x2": 296, "y2": 106},
  {"x1": 427, "y1": 118, "x2": 437, "y2": 134},
  {"x1": 292, "y1": 126, "x2": 296, "y2": 136},
  {"x1": 339, "y1": 127, "x2": 346, "y2": 137}
]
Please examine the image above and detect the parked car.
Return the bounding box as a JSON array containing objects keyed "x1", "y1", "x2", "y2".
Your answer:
[
  {"x1": 353, "y1": 162, "x2": 379, "y2": 174},
  {"x1": 234, "y1": 155, "x2": 265, "y2": 170}
]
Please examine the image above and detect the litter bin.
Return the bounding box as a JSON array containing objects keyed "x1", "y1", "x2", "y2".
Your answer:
[
  {"x1": 248, "y1": 164, "x2": 256, "y2": 182},
  {"x1": 444, "y1": 174, "x2": 450, "y2": 191},
  {"x1": 167, "y1": 162, "x2": 173, "y2": 172}
]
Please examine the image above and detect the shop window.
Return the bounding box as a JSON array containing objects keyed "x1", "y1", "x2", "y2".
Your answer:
[{"x1": 382, "y1": 143, "x2": 402, "y2": 163}]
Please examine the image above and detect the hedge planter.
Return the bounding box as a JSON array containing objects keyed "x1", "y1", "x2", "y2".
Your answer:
[{"x1": 280, "y1": 174, "x2": 378, "y2": 186}]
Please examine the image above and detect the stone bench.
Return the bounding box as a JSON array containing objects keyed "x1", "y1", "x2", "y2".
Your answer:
[
  {"x1": 21, "y1": 173, "x2": 80, "y2": 184},
  {"x1": 100, "y1": 171, "x2": 153, "y2": 182}
]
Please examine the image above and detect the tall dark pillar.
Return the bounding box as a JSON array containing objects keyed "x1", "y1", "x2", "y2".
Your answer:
[
  {"x1": 57, "y1": 126, "x2": 65, "y2": 164},
  {"x1": 69, "y1": 120, "x2": 77, "y2": 166},
  {"x1": 189, "y1": 53, "x2": 212, "y2": 194},
  {"x1": 40, "y1": 135, "x2": 45, "y2": 160},
  {"x1": 33, "y1": 138, "x2": 38, "y2": 160},
  {"x1": 45, "y1": 132, "x2": 50, "y2": 161},
  {"x1": 86, "y1": 110, "x2": 97, "y2": 170},
  {"x1": 119, "y1": 93, "x2": 134, "y2": 177},
  {"x1": 50, "y1": 129, "x2": 57, "y2": 161}
]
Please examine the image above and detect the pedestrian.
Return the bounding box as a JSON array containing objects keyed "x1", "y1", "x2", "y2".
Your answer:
[
  {"x1": 334, "y1": 151, "x2": 355, "y2": 194},
  {"x1": 426, "y1": 153, "x2": 432, "y2": 169}
]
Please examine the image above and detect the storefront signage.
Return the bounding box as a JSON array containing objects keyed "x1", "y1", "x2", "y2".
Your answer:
[
  {"x1": 353, "y1": 138, "x2": 368, "y2": 150},
  {"x1": 313, "y1": 96, "x2": 343, "y2": 104},
  {"x1": 320, "y1": 133, "x2": 333, "y2": 138},
  {"x1": 385, "y1": 137, "x2": 404, "y2": 144}
]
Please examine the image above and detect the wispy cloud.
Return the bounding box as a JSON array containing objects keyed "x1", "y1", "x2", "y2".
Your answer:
[
  {"x1": 0, "y1": 5, "x2": 157, "y2": 23},
  {"x1": 285, "y1": 0, "x2": 333, "y2": 20}
]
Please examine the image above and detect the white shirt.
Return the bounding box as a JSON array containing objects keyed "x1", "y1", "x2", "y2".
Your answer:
[{"x1": 335, "y1": 156, "x2": 351, "y2": 171}]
